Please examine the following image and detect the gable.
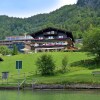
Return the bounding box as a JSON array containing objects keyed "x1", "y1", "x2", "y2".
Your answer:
[{"x1": 30, "y1": 27, "x2": 74, "y2": 42}]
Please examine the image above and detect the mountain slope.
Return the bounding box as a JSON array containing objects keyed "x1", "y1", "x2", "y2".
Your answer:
[
  {"x1": 77, "y1": 0, "x2": 100, "y2": 9},
  {"x1": 0, "y1": 0, "x2": 100, "y2": 39}
]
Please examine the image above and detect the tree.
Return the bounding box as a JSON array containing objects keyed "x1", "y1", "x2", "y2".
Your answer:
[
  {"x1": 0, "y1": 2, "x2": 100, "y2": 40},
  {"x1": 12, "y1": 44, "x2": 18, "y2": 55},
  {"x1": 0, "y1": 46, "x2": 11, "y2": 55},
  {"x1": 62, "y1": 56, "x2": 68, "y2": 73},
  {"x1": 36, "y1": 54, "x2": 55, "y2": 76},
  {"x1": 83, "y1": 27, "x2": 100, "y2": 59}
]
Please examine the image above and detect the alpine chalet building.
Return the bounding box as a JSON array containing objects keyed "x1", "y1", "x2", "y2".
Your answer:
[
  {"x1": 30, "y1": 27, "x2": 75, "y2": 53},
  {"x1": 0, "y1": 27, "x2": 76, "y2": 52}
]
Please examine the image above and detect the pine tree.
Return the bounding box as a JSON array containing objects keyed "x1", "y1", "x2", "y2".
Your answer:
[{"x1": 12, "y1": 44, "x2": 18, "y2": 55}]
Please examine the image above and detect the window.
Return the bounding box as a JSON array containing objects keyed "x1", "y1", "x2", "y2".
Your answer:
[
  {"x1": 34, "y1": 43, "x2": 39, "y2": 47},
  {"x1": 51, "y1": 31, "x2": 55, "y2": 34},
  {"x1": 47, "y1": 32, "x2": 51, "y2": 34},
  {"x1": 48, "y1": 36, "x2": 54, "y2": 39},
  {"x1": 39, "y1": 37, "x2": 43, "y2": 40},
  {"x1": 59, "y1": 36, "x2": 63, "y2": 38}
]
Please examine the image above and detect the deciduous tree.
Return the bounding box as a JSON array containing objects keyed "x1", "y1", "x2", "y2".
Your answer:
[
  {"x1": 83, "y1": 28, "x2": 100, "y2": 59},
  {"x1": 36, "y1": 54, "x2": 55, "y2": 76}
]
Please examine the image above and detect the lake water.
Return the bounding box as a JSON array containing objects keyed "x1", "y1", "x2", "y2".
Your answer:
[{"x1": 0, "y1": 90, "x2": 100, "y2": 100}]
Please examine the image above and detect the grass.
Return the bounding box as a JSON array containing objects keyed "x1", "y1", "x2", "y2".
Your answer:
[{"x1": 0, "y1": 52, "x2": 100, "y2": 85}]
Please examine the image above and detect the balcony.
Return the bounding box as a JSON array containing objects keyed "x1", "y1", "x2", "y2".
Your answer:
[
  {"x1": 32, "y1": 42, "x2": 68, "y2": 48},
  {"x1": 31, "y1": 38, "x2": 70, "y2": 43},
  {"x1": 34, "y1": 45, "x2": 67, "y2": 48}
]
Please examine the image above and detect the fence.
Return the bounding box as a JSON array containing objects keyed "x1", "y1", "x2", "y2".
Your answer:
[{"x1": 0, "y1": 71, "x2": 35, "y2": 86}]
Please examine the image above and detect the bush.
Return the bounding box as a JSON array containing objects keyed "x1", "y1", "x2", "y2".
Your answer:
[
  {"x1": 12, "y1": 44, "x2": 18, "y2": 55},
  {"x1": 0, "y1": 46, "x2": 11, "y2": 55},
  {"x1": 62, "y1": 56, "x2": 68, "y2": 73},
  {"x1": 36, "y1": 54, "x2": 55, "y2": 76}
]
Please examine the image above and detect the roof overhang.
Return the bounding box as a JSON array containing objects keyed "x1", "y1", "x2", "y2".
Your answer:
[{"x1": 30, "y1": 27, "x2": 75, "y2": 42}]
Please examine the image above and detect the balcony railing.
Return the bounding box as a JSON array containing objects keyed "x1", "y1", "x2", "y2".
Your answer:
[
  {"x1": 31, "y1": 38, "x2": 70, "y2": 43},
  {"x1": 34, "y1": 45, "x2": 67, "y2": 48},
  {"x1": 31, "y1": 43, "x2": 68, "y2": 47}
]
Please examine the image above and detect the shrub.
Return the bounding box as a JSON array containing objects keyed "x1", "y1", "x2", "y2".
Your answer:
[
  {"x1": 0, "y1": 46, "x2": 11, "y2": 55},
  {"x1": 62, "y1": 56, "x2": 68, "y2": 73},
  {"x1": 12, "y1": 44, "x2": 18, "y2": 55},
  {"x1": 36, "y1": 54, "x2": 55, "y2": 76}
]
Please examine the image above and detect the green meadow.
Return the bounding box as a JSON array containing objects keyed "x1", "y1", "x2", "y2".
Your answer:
[{"x1": 0, "y1": 52, "x2": 100, "y2": 85}]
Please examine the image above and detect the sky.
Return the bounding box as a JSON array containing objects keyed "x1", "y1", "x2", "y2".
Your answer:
[{"x1": 0, "y1": 0, "x2": 78, "y2": 18}]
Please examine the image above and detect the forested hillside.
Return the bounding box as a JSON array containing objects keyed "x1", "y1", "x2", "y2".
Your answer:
[{"x1": 0, "y1": 0, "x2": 100, "y2": 40}]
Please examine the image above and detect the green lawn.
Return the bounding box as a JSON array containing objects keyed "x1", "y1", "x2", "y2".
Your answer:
[{"x1": 0, "y1": 52, "x2": 100, "y2": 85}]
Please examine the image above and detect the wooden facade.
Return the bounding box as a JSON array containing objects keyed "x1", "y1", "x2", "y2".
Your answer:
[{"x1": 30, "y1": 27, "x2": 75, "y2": 52}]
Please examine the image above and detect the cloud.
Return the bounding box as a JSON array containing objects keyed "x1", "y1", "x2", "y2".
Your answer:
[
  {"x1": 57, "y1": 0, "x2": 77, "y2": 7},
  {"x1": 0, "y1": 0, "x2": 78, "y2": 18}
]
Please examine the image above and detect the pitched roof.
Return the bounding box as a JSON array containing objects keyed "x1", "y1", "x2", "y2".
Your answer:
[{"x1": 30, "y1": 27, "x2": 75, "y2": 42}]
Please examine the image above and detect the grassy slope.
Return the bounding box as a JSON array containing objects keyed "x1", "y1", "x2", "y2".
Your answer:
[{"x1": 0, "y1": 52, "x2": 100, "y2": 85}]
